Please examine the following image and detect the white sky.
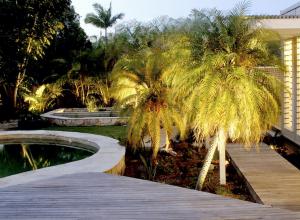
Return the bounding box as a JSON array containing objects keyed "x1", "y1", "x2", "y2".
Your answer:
[{"x1": 72, "y1": 0, "x2": 299, "y2": 37}]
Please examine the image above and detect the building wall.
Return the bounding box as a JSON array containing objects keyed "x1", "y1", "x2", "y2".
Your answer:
[{"x1": 282, "y1": 37, "x2": 300, "y2": 145}]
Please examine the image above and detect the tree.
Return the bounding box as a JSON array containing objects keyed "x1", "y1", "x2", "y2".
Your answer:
[
  {"x1": 177, "y1": 2, "x2": 282, "y2": 189},
  {"x1": 0, "y1": 0, "x2": 71, "y2": 113},
  {"x1": 111, "y1": 45, "x2": 187, "y2": 160},
  {"x1": 85, "y1": 2, "x2": 124, "y2": 45},
  {"x1": 192, "y1": 53, "x2": 281, "y2": 190},
  {"x1": 34, "y1": 6, "x2": 90, "y2": 84}
]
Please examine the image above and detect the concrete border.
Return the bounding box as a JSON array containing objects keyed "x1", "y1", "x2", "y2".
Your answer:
[
  {"x1": 41, "y1": 108, "x2": 127, "y2": 126},
  {"x1": 0, "y1": 130, "x2": 125, "y2": 188}
]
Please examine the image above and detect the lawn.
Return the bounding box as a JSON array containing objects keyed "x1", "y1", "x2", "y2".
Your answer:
[{"x1": 44, "y1": 125, "x2": 127, "y2": 141}]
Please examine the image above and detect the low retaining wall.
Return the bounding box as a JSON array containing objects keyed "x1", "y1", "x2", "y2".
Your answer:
[
  {"x1": 0, "y1": 130, "x2": 126, "y2": 188},
  {"x1": 41, "y1": 108, "x2": 127, "y2": 126}
]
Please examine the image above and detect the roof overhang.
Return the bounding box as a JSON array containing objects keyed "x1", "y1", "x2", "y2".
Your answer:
[
  {"x1": 259, "y1": 18, "x2": 300, "y2": 39},
  {"x1": 280, "y1": 2, "x2": 300, "y2": 15}
]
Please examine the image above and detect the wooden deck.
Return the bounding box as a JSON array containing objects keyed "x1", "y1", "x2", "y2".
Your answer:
[
  {"x1": 227, "y1": 143, "x2": 300, "y2": 211},
  {"x1": 0, "y1": 172, "x2": 300, "y2": 219}
]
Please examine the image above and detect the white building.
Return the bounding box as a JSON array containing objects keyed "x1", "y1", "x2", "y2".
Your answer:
[{"x1": 260, "y1": 2, "x2": 300, "y2": 144}]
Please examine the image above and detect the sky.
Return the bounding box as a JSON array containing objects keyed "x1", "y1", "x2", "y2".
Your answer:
[{"x1": 72, "y1": 0, "x2": 300, "y2": 37}]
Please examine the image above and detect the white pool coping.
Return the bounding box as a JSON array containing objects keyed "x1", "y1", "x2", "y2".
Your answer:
[{"x1": 0, "y1": 130, "x2": 125, "y2": 188}]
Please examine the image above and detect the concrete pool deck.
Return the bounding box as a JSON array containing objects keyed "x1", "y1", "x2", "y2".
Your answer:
[{"x1": 0, "y1": 130, "x2": 125, "y2": 188}]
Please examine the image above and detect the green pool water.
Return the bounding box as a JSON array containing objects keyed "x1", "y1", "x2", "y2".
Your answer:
[{"x1": 0, "y1": 143, "x2": 93, "y2": 178}]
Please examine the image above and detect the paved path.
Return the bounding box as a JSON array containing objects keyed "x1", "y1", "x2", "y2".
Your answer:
[
  {"x1": 0, "y1": 172, "x2": 299, "y2": 219},
  {"x1": 227, "y1": 143, "x2": 300, "y2": 211}
]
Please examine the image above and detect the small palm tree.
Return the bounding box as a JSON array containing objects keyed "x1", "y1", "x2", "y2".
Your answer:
[
  {"x1": 24, "y1": 83, "x2": 63, "y2": 113},
  {"x1": 177, "y1": 2, "x2": 283, "y2": 190},
  {"x1": 192, "y1": 53, "x2": 282, "y2": 190},
  {"x1": 111, "y1": 47, "x2": 187, "y2": 160},
  {"x1": 85, "y1": 2, "x2": 124, "y2": 45}
]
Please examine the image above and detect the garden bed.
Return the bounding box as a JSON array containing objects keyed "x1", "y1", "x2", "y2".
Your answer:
[
  {"x1": 124, "y1": 141, "x2": 254, "y2": 202},
  {"x1": 43, "y1": 125, "x2": 254, "y2": 201}
]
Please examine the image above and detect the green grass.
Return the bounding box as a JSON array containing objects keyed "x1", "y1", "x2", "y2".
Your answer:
[{"x1": 43, "y1": 125, "x2": 127, "y2": 141}]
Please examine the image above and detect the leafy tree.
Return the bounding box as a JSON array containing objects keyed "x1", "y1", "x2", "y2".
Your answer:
[
  {"x1": 115, "y1": 18, "x2": 186, "y2": 51},
  {"x1": 33, "y1": 6, "x2": 90, "y2": 84},
  {"x1": 178, "y1": 2, "x2": 283, "y2": 189},
  {"x1": 0, "y1": 0, "x2": 71, "y2": 113},
  {"x1": 85, "y1": 2, "x2": 124, "y2": 45}
]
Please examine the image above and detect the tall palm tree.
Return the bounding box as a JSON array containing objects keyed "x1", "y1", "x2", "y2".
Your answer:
[
  {"x1": 177, "y1": 2, "x2": 283, "y2": 189},
  {"x1": 111, "y1": 45, "x2": 188, "y2": 160},
  {"x1": 85, "y1": 2, "x2": 124, "y2": 45}
]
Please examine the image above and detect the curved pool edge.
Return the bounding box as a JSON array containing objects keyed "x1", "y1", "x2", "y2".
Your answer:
[{"x1": 0, "y1": 130, "x2": 125, "y2": 188}]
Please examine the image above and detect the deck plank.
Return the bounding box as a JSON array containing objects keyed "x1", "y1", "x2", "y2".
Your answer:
[
  {"x1": 0, "y1": 172, "x2": 300, "y2": 219},
  {"x1": 227, "y1": 143, "x2": 300, "y2": 211}
]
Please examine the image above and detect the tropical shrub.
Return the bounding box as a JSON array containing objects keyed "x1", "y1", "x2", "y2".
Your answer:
[{"x1": 24, "y1": 83, "x2": 63, "y2": 113}]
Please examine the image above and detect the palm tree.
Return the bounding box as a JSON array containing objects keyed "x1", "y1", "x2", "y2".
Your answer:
[
  {"x1": 111, "y1": 46, "x2": 187, "y2": 160},
  {"x1": 177, "y1": 2, "x2": 283, "y2": 189},
  {"x1": 85, "y1": 2, "x2": 124, "y2": 45},
  {"x1": 192, "y1": 53, "x2": 281, "y2": 190}
]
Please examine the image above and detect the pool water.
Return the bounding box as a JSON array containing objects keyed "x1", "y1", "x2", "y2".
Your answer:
[{"x1": 0, "y1": 143, "x2": 93, "y2": 178}]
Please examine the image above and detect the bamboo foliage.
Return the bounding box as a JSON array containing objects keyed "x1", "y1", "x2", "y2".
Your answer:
[{"x1": 71, "y1": 76, "x2": 111, "y2": 109}]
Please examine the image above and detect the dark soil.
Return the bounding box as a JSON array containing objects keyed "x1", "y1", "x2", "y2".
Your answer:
[{"x1": 124, "y1": 141, "x2": 254, "y2": 202}]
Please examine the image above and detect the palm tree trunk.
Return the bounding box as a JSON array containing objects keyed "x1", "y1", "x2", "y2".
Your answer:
[
  {"x1": 196, "y1": 128, "x2": 226, "y2": 190},
  {"x1": 205, "y1": 138, "x2": 210, "y2": 149},
  {"x1": 104, "y1": 28, "x2": 108, "y2": 46},
  {"x1": 219, "y1": 138, "x2": 227, "y2": 185},
  {"x1": 165, "y1": 131, "x2": 170, "y2": 151}
]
